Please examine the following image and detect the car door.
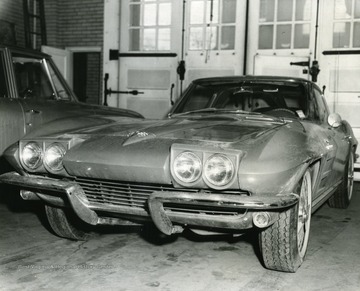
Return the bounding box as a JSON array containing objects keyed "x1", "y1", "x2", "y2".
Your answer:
[
  {"x1": 9, "y1": 49, "x2": 98, "y2": 134},
  {"x1": 0, "y1": 48, "x2": 25, "y2": 157},
  {"x1": 0, "y1": 98, "x2": 25, "y2": 156},
  {"x1": 312, "y1": 86, "x2": 349, "y2": 193}
]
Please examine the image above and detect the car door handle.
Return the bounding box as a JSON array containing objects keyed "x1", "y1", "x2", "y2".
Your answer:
[
  {"x1": 26, "y1": 109, "x2": 41, "y2": 114},
  {"x1": 343, "y1": 135, "x2": 352, "y2": 141}
]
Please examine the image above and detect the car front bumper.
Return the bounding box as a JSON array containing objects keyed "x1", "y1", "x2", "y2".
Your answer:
[{"x1": 0, "y1": 172, "x2": 299, "y2": 235}]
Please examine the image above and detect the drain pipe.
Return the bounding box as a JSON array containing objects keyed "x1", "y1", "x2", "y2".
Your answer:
[
  {"x1": 243, "y1": 0, "x2": 249, "y2": 75},
  {"x1": 309, "y1": 0, "x2": 320, "y2": 82},
  {"x1": 177, "y1": 0, "x2": 187, "y2": 96},
  {"x1": 314, "y1": 0, "x2": 320, "y2": 60}
]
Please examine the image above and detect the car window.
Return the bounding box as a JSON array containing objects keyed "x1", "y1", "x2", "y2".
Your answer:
[
  {"x1": 46, "y1": 60, "x2": 72, "y2": 100},
  {"x1": 313, "y1": 87, "x2": 328, "y2": 123},
  {"x1": 12, "y1": 53, "x2": 71, "y2": 101},
  {"x1": 0, "y1": 53, "x2": 8, "y2": 98},
  {"x1": 177, "y1": 84, "x2": 217, "y2": 112},
  {"x1": 174, "y1": 81, "x2": 308, "y2": 118}
]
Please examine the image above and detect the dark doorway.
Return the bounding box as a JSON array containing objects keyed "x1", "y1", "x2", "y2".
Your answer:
[{"x1": 73, "y1": 52, "x2": 101, "y2": 104}]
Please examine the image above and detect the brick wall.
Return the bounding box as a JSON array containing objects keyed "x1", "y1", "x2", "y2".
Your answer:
[
  {"x1": 44, "y1": 0, "x2": 59, "y2": 47},
  {"x1": 86, "y1": 53, "x2": 101, "y2": 104},
  {"x1": 55, "y1": 0, "x2": 104, "y2": 48},
  {"x1": 0, "y1": 0, "x2": 25, "y2": 47},
  {"x1": 0, "y1": 0, "x2": 104, "y2": 49},
  {"x1": 51, "y1": 0, "x2": 104, "y2": 105}
]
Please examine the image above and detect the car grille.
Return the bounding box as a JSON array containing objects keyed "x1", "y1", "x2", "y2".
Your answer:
[{"x1": 74, "y1": 177, "x2": 248, "y2": 216}]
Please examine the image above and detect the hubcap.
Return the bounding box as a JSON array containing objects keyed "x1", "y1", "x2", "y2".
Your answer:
[
  {"x1": 297, "y1": 170, "x2": 312, "y2": 258},
  {"x1": 347, "y1": 153, "x2": 354, "y2": 201}
]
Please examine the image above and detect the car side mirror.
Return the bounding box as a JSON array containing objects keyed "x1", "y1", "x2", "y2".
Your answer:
[{"x1": 327, "y1": 113, "x2": 342, "y2": 128}]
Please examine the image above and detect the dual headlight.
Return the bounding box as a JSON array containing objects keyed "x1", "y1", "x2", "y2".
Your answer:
[
  {"x1": 172, "y1": 149, "x2": 238, "y2": 189},
  {"x1": 21, "y1": 142, "x2": 67, "y2": 173}
]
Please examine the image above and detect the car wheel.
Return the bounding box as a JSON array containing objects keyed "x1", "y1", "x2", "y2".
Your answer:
[
  {"x1": 259, "y1": 169, "x2": 312, "y2": 272},
  {"x1": 328, "y1": 151, "x2": 354, "y2": 209},
  {"x1": 45, "y1": 205, "x2": 90, "y2": 241}
]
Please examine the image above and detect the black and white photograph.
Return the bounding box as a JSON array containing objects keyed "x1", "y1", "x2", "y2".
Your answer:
[{"x1": 1, "y1": 0, "x2": 360, "y2": 290}]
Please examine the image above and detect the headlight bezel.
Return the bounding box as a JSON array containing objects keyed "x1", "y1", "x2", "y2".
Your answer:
[
  {"x1": 173, "y1": 151, "x2": 202, "y2": 184},
  {"x1": 203, "y1": 153, "x2": 235, "y2": 188},
  {"x1": 20, "y1": 141, "x2": 44, "y2": 171},
  {"x1": 19, "y1": 139, "x2": 71, "y2": 174},
  {"x1": 43, "y1": 142, "x2": 67, "y2": 173},
  {"x1": 170, "y1": 144, "x2": 241, "y2": 190}
]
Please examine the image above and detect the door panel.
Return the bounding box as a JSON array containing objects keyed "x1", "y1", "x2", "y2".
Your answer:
[
  {"x1": 247, "y1": 0, "x2": 317, "y2": 79},
  {"x1": 118, "y1": 57, "x2": 178, "y2": 119},
  {"x1": 184, "y1": 0, "x2": 247, "y2": 87},
  {"x1": 0, "y1": 98, "x2": 25, "y2": 155},
  {"x1": 118, "y1": 0, "x2": 182, "y2": 119},
  {"x1": 0, "y1": 49, "x2": 25, "y2": 156},
  {"x1": 10, "y1": 50, "x2": 83, "y2": 134},
  {"x1": 254, "y1": 55, "x2": 311, "y2": 78},
  {"x1": 316, "y1": 0, "x2": 360, "y2": 172}
]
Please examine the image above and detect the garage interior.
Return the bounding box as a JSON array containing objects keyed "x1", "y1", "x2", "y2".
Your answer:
[{"x1": 1, "y1": 0, "x2": 360, "y2": 290}]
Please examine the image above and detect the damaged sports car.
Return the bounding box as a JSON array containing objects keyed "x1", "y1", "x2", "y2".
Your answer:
[{"x1": 0, "y1": 76, "x2": 357, "y2": 272}]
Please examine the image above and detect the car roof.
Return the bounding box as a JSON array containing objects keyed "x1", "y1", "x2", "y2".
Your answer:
[
  {"x1": 0, "y1": 44, "x2": 50, "y2": 58},
  {"x1": 192, "y1": 75, "x2": 312, "y2": 86}
]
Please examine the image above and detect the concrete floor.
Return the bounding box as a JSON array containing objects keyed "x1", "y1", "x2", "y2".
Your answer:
[{"x1": 1, "y1": 184, "x2": 360, "y2": 291}]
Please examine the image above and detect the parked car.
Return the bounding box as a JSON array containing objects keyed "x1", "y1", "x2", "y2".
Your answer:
[
  {"x1": 0, "y1": 76, "x2": 357, "y2": 272},
  {"x1": 0, "y1": 45, "x2": 143, "y2": 166}
]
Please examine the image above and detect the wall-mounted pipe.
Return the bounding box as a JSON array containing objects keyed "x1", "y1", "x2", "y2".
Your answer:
[{"x1": 243, "y1": 0, "x2": 249, "y2": 75}]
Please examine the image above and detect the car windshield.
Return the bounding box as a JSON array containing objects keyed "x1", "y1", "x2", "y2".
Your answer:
[
  {"x1": 12, "y1": 53, "x2": 72, "y2": 101},
  {"x1": 172, "y1": 80, "x2": 308, "y2": 118}
]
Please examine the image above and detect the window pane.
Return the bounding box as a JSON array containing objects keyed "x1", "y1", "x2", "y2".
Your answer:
[
  {"x1": 221, "y1": 26, "x2": 235, "y2": 49},
  {"x1": 144, "y1": 4, "x2": 156, "y2": 26},
  {"x1": 355, "y1": 0, "x2": 360, "y2": 18},
  {"x1": 189, "y1": 27, "x2": 204, "y2": 50},
  {"x1": 159, "y1": 3, "x2": 171, "y2": 25},
  {"x1": 333, "y1": 22, "x2": 350, "y2": 48},
  {"x1": 130, "y1": 4, "x2": 141, "y2": 26},
  {"x1": 259, "y1": 25, "x2": 273, "y2": 49},
  {"x1": 143, "y1": 28, "x2": 156, "y2": 50},
  {"x1": 277, "y1": 0, "x2": 293, "y2": 21},
  {"x1": 206, "y1": 26, "x2": 218, "y2": 49},
  {"x1": 190, "y1": 1, "x2": 205, "y2": 24},
  {"x1": 12, "y1": 56, "x2": 57, "y2": 100},
  {"x1": 259, "y1": 0, "x2": 275, "y2": 22},
  {"x1": 354, "y1": 22, "x2": 360, "y2": 47},
  {"x1": 276, "y1": 24, "x2": 291, "y2": 49},
  {"x1": 334, "y1": 0, "x2": 352, "y2": 19},
  {"x1": 129, "y1": 29, "x2": 140, "y2": 51},
  {"x1": 296, "y1": 0, "x2": 312, "y2": 21},
  {"x1": 294, "y1": 24, "x2": 310, "y2": 48},
  {"x1": 206, "y1": 0, "x2": 219, "y2": 24},
  {"x1": 222, "y1": 0, "x2": 236, "y2": 23},
  {"x1": 158, "y1": 28, "x2": 171, "y2": 50},
  {"x1": 48, "y1": 62, "x2": 71, "y2": 100}
]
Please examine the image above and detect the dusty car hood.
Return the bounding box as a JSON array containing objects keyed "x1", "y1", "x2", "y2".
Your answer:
[
  {"x1": 69, "y1": 115, "x2": 285, "y2": 142},
  {"x1": 61, "y1": 115, "x2": 292, "y2": 183}
]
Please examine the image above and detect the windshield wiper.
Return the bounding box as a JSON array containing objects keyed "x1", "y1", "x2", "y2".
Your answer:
[{"x1": 170, "y1": 108, "x2": 261, "y2": 117}]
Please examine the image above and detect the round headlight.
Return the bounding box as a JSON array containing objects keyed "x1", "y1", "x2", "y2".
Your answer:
[
  {"x1": 204, "y1": 154, "x2": 234, "y2": 187},
  {"x1": 173, "y1": 151, "x2": 202, "y2": 183},
  {"x1": 22, "y1": 142, "x2": 43, "y2": 170},
  {"x1": 44, "y1": 143, "x2": 66, "y2": 172}
]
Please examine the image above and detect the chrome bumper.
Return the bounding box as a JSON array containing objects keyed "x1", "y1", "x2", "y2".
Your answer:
[
  {"x1": 148, "y1": 191, "x2": 299, "y2": 234},
  {"x1": 0, "y1": 172, "x2": 299, "y2": 234},
  {"x1": 0, "y1": 172, "x2": 98, "y2": 225}
]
